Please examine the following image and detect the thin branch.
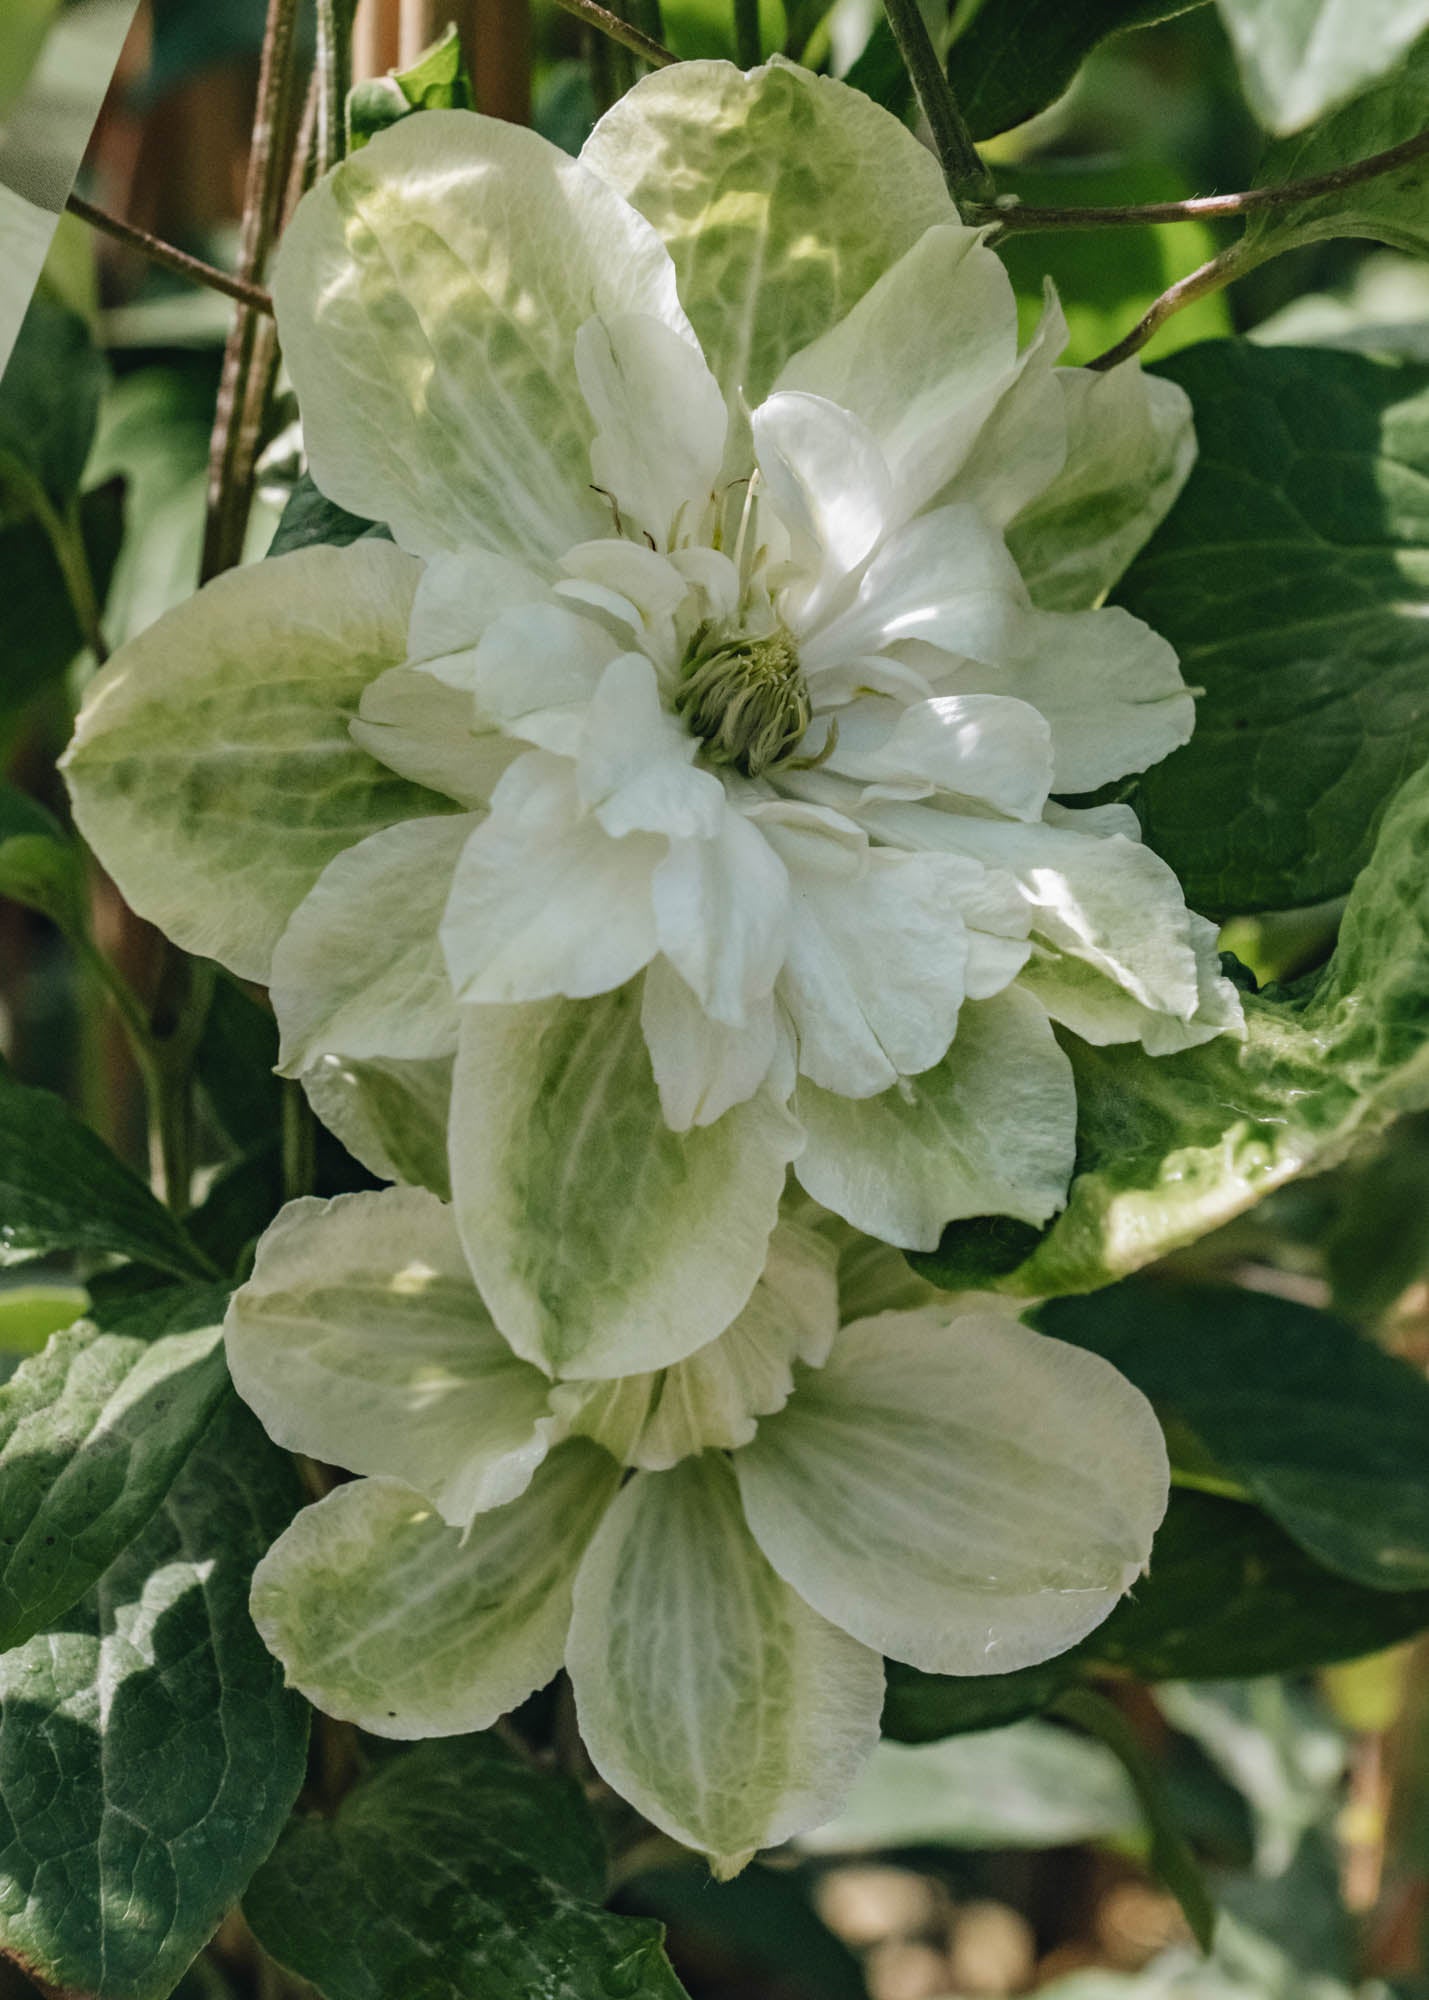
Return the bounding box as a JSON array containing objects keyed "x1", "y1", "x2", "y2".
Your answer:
[
  {"x1": 968, "y1": 126, "x2": 1429, "y2": 233},
  {"x1": 881, "y1": 0, "x2": 989, "y2": 202},
  {"x1": 733, "y1": 0, "x2": 762, "y2": 68},
  {"x1": 547, "y1": 0, "x2": 677, "y2": 66},
  {"x1": 200, "y1": 0, "x2": 304, "y2": 584},
  {"x1": 64, "y1": 192, "x2": 274, "y2": 316},
  {"x1": 1087, "y1": 241, "x2": 1267, "y2": 371}
]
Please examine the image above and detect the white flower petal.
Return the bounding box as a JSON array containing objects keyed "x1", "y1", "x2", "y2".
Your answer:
[
  {"x1": 823, "y1": 691, "x2": 1053, "y2": 821},
  {"x1": 640, "y1": 958, "x2": 781, "y2": 1129},
  {"x1": 737, "y1": 1303, "x2": 1169, "y2": 1674},
  {"x1": 567, "y1": 1455, "x2": 885, "y2": 1875},
  {"x1": 752, "y1": 392, "x2": 893, "y2": 624},
  {"x1": 273, "y1": 814, "x2": 475, "y2": 1074},
  {"x1": 226, "y1": 1188, "x2": 557, "y2": 1526},
  {"x1": 862, "y1": 799, "x2": 1223, "y2": 1029},
  {"x1": 560, "y1": 539, "x2": 694, "y2": 670},
  {"x1": 451, "y1": 988, "x2": 801, "y2": 1378},
  {"x1": 775, "y1": 224, "x2": 1020, "y2": 530},
  {"x1": 1023, "y1": 910, "x2": 1246, "y2": 1055},
  {"x1": 1007, "y1": 361, "x2": 1196, "y2": 612},
  {"x1": 575, "y1": 313, "x2": 729, "y2": 549},
  {"x1": 755, "y1": 808, "x2": 972, "y2": 1096},
  {"x1": 442, "y1": 755, "x2": 661, "y2": 1005},
  {"x1": 251, "y1": 1445, "x2": 620, "y2": 1737},
  {"x1": 793, "y1": 988, "x2": 1076, "y2": 1248},
  {"x1": 272, "y1": 111, "x2": 692, "y2": 560},
  {"x1": 802, "y1": 504, "x2": 1028, "y2": 673},
  {"x1": 652, "y1": 808, "x2": 791, "y2": 1026},
  {"x1": 467, "y1": 600, "x2": 621, "y2": 753},
  {"x1": 300, "y1": 1052, "x2": 453, "y2": 1198},
  {"x1": 350, "y1": 665, "x2": 515, "y2": 807},
  {"x1": 553, "y1": 1216, "x2": 840, "y2": 1467},
  {"x1": 578, "y1": 653, "x2": 725, "y2": 839},
  {"x1": 935, "y1": 283, "x2": 1070, "y2": 528},
  {"x1": 406, "y1": 548, "x2": 550, "y2": 667}
]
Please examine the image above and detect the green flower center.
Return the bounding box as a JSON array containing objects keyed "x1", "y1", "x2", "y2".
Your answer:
[{"x1": 674, "y1": 628, "x2": 812, "y2": 778}]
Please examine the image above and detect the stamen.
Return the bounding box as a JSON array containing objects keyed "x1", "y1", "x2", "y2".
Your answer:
[{"x1": 675, "y1": 627, "x2": 813, "y2": 778}]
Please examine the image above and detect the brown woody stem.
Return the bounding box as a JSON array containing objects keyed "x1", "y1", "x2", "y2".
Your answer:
[{"x1": 64, "y1": 192, "x2": 274, "y2": 316}]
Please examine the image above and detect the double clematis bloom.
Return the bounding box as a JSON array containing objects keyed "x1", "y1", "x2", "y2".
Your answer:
[
  {"x1": 65, "y1": 58, "x2": 1241, "y2": 1376},
  {"x1": 226, "y1": 1189, "x2": 1169, "y2": 1873}
]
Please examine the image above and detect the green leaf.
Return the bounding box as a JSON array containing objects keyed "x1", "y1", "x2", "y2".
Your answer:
[
  {"x1": 347, "y1": 22, "x2": 474, "y2": 151},
  {"x1": 1053, "y1": 1686, "x2": 1217, "y2": 1952},
  {"x1": 0, "y1": 1061, "x2": 212, "y2": 1277},
  {"x1": 0, "y1": 1397, "x2": 309, "y2": 2000},
  {"x1": 921, "y1": 753, "x2": 1429, "y2": 1298},
  {"x1": 1241, "y1": 31, "x2": 1429, "y2": 259},
  {"x1": 0, "y1": 474, "x2": 125, "y2": 715},
  {"x1": 0, "y1": 782, "x2": 83, "y2": 927},
  {"x1": 1215, "y1": 0, "x2": 1429, "y2": 134},
  {"x1": 266, "y1": 469, "x2": 382, "y2": 558},
  {"x1": 244, "y1": 1734, "x2": 688, "y2": 2000},
  {"x1": 1041, "y1": 1282, "x2": 1429, "y2": 1590},
  {"x1": 1114, "y1": 340, "x2": 1429, "y2": 915},
  {"x1": 883, "y1": 1491, "x2": 1429, "y2": 1744},
  {"x1": 953, "y1": 0, "x2": 1210, "y2": 140},
  {"x1": 195, "y1": 973, "x2": 283, "y2": 1152},
  {"x1": 995, "y1": 162, "x2": 1232, "y2": 365},
  {"x1": 0, "y1": 1283, "x2": 230, "y2": 1647},
  {"x1": 0, "y1": 292, "x2": 105, "y2": 516},
  {"x1": 802, "y1": 1720, "x2": 1140, "y2": 1852}
]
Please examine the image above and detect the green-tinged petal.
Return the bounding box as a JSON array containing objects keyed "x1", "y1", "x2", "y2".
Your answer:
[
  {"x1": 774, "y1": 224, "x2": 1019, "y2": 532},
  {"x1": 451, "y1": 985, "x2": 801, "y2": 1378},
  {"x1": 580, "y1": 58, "x2": 953, "y2": 414},
  {"x1": 273, "y1": 110, "x2": 694, "y2": 561},
  {"x1": 272, "y1": 815, "x2": 477, "y2": 1076},
  {"x1": 64, "y1": 542, "x2": 439, "y2": 982},
  {"x1": 350, "y1": 665, "x2": 516, "y2": 806},
  {"x1": 567, "y1": 1455, "x2": 884, "y2": 1874},
  {"x1": 251, "y1": 1445, "x2": 621, "y2": 1737},
  {"x1": 552, "y1": 1218, "x2": 839, "y2": 1468},
  {"x1": 1007, "y1": 362, "x2": 1196, "y2": 611},
  {"x1": 302, "y1": 1053, "x2": 453, "y2": 1198},
  {"x1": 794, "y1": 988, "x2": 1076, "y2": 1249},
  {"x1": 936, "y1": 284, "x2": 1069, "y2": 528},
  {"x1": 1022, "y1": 909, "x2": 1244, "y2": 1056},
  {"x1": 737, "y1": 1306, "x2": 1169, "y2": 1674},
  {"x1": 227, "y1": 1189, "x2": 557, "y2": 1525}
]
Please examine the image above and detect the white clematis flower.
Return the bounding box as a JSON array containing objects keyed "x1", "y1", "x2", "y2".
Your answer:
[
  {"x1": 66, "y1": 60, "x2": 1241, "y2": 1378},
  {"x1": 227, "y1": 1187, "x2": 1170, "y2": 1876}
]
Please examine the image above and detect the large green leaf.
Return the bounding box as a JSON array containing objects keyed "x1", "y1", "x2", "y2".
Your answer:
[
  {"x1": 244, "y1": 1735, "x2": 688, "y2": 2000},
  {"x1": 1114, "y1": 341, "x2": 1429, "y2": 916},
  {"x1": 0, "y1": 476, "x2": 124, "y2": 714},
  {"x1": 882, "y1": 1490, "x2": 1429, "y2": 1743},
  {"x1": 1041, "y1": 1282, "x2": 1429, "y2": 1590},
  {"x1": 952, "y1": 0, "x2": 1210, "y2": 140},
  {"x1": 921, "y1": 749, "x2": 1429, "y2": 1297},
  {"x1": 0, "y1": 1283, "x2": 230, "y2": 1647},
  {"x1": 1215, "y1": 0, "x2": 1429, "y2": 134},
  {"x1": 1241, "y1": 31, "x2": 1429, "y2": 259},
  {"x1": 0, "y1": 1061, "x2": 212, "y2": 1276},
  {"x1": 0, "y1": 1397, "x2": 309, "y2": 2000},
  {"x1": 0, "y1": 292, "x2": 105, "y2": 516}
]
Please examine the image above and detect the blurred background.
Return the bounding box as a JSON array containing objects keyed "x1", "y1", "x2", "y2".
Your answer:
[{"x1": 3, "y1": 3, "x2": 1429, "y2": 1996}]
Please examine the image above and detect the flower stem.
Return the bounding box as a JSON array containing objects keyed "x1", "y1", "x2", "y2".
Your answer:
[
  {"x1": 315, "y1": 0, "x2": 358, "y2": 173},
  {"x1": 65, "y1": 193, "x2": 276, "y2": 315},
  {"x1": 966, "y1": 125, "x2": 1429, "y2": 232},
  {"x1": 881, "y1": 0, "x2": 989, "y2": 203},
  {"x1": 31, "y1": 489, "x2": 108, "y2": 664},
  {"x1": 548, "y1": 0, "x2": 676, "y2": 66},
  {"x1": 733, "y1": 0, "x2": 761, "y2": 68},
  {"x1": 1087, "y1": 240, "x2": 1268, "y2": 371}
]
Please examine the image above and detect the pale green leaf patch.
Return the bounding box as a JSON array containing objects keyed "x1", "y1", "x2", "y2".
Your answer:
[
  {"x1": 226, "y1": 1188, "x2": 558, "y2": 1526},
  {"x1": 64, "y1": 540, "x2": 446, "y2": 983},
  {"x1": 252, "y1": 1444, "x2": 620, "y2": 1737},
  {"x1": 736, "y1": 1307, "x2": 1169, "y2": 1675},
  {"x1": 794, "y1": 989, "x2": 1077, "y2": 1249},
  {"x1": 567, "y1": 1453, "x2": 884, "y2": 1877},
  {"x1": 580, "y1": 58, "x2": 953, "y2": 417},
  {"x1": 272, "y1": 813, "x2": 479, "y2": 1075},
  {"x1": 451, "y1": 985, "x2": 801, "y2": 1379},
  {"x1": 272, "y1": 108, "x2": 693, "y2": 563},
  {"x1": 1216, "y1": 0, "x2": 1429, "y2": 134},
  {"x1": 301, "y1": 1052, "x2": 454, "y2": 1199}
]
